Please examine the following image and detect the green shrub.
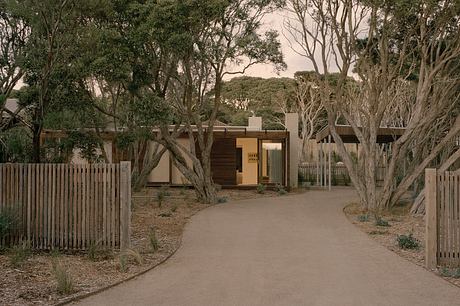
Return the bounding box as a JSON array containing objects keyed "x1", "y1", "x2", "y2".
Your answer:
[
  {"x1": 275, "y1": 184, "x2": 287, "y2": 195},
  {"x1": 369, "y1": 230, "x2": 388, "y2": 235},
  {"x1": 397, "y1": 233, "x2": 420, "y2": 250},
  {"x1": 9, "y1": 240, "x2": 31, "y2": 267},
  {"x1": 87, "y1": 240, "x2": 99, "y2": 261},
  {"x1": 357, "y1": 214, "x2": 369, "y2": 222},
  {"x1": 375, "y1": 217, "x2": 390, "y2": 227},
  {"x1": 149, "y1": 227, "x2": 159, "y2": 252},
  {"x1": 52, "y1": 261, "x2": 73, "y2": 295},
  {"x1": 217, "y1": 197, "x2": 227, "y2": 204},
  {"x1": 257, "y1": 184, "x2": 266, "y2": 194},
  {"x1": 119, "y1": 254, "x2": 128, "y2": 272},
  {"x1": 0, "y1": 207, "x2": 19, "y2": 239},
  {"x1": 453, "y1": 268, "x2": 460, "y2": 279},
  {"x1": 439, "y1": 267, "x2": 452, "y2": 277},
  {"x1": 125, "y1": 249, "x2": 143, "y2": 265}
]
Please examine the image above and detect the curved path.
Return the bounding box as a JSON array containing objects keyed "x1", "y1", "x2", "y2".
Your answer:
[{"x1": 76, "y1": 188, "x2": 460, "y2": 306}]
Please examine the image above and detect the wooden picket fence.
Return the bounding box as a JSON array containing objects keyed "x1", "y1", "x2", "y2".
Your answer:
[
  {"x1": 426, "y1": 169, "x2": 460, "y2": 269},
  {"x1": 0, "y1": 162, "x2": 131, "y2": 251}
]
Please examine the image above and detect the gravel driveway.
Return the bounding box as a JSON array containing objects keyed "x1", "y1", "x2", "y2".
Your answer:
[{"x1": 75, "y1": 188, "x2": 460, "y2": 306}]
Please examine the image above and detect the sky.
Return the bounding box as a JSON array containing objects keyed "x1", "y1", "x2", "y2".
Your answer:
[{"x1": 233, "y1": 11, "x2": 315, "y2": 80}]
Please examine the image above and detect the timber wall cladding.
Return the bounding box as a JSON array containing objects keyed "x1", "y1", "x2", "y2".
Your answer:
[
  {"x1": 0, "y1": 162, "x2": 131, "y2": 250},
  {"x1": 426, "y1": 169, "x2": 460, "y2": 269},
  {"x1": 210, "y1": 138, "x2": 237, "y2": 186}
]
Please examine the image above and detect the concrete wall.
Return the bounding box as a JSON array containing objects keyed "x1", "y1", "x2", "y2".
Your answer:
[
  {"x1": 236, "y1": 138, "x2": 258, "y2": 185},
  {"x1": 285, "y1": 113, "x2": 299, "y2": 188}
]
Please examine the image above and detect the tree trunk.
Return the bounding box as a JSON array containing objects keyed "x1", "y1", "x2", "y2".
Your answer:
[{"x1": 132, "y1": 145, "x2": 168, "y2": 192}]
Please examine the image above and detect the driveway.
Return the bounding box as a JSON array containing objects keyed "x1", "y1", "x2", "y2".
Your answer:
[{"x1": 76, "y1": 188, "x2": 460, "y2": 306}]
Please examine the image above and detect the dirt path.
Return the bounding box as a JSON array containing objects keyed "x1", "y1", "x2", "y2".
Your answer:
[{"x1": 75, "y1": 188, "x2": 460, "y2": 306}]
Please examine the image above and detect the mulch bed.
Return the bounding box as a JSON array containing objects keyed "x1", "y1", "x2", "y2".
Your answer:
[
  {"x1": 344, "y1": 202, "x2": 460, "y2": 288},
  {"x1": 0, "y1": 188, "x2": 287, "y2": 305}
]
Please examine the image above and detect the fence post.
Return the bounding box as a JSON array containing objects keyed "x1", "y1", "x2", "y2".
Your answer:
[
  {"x1": 120, "y1": 161, "x2": 131, "y2": 252},
  {"x1": 425, "y1": 168, "x2": 437, "y2": 270}
]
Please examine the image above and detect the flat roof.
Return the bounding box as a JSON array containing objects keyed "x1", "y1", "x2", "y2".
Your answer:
[{"x1": 315, "y1": 125, "x2": 406, "y2": 143}]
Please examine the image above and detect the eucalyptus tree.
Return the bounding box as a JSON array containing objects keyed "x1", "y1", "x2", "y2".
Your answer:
[
  {"x1": 158, "y1": 0, "x2": 285, "y2": 203},
  {"x1": 285, "y1": 0, "x2": 460, "y2": 211},
  {"x1": 0, "y1": 1, "x2": 29, "y2": 130}
]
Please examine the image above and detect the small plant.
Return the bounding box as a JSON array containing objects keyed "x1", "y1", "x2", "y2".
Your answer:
[
  {"x1": 119, "y1": 254, "x2": 128, "y2": 272},
  {"x1": 125, "y1": 249, "x2": 143, "y2": 265},
  {"x1": 369, "y1": 230, "x2": 388, "y2": 235},
  {"x1": 156, "y1": 191, "x2": 166, "y2": 208},
  {"x1": 158, "y1": 211, "x2": 172, "y2": 218},
  {"x1": 397, "y1": 233, "x2": 420, "y2": 250},
  {"x1": 439, "y1": 267, "x2": 452, "y2": 277},
  {"x1": 0, "y1": 207, "x2": 19, "y2": 239},
  {"x1": 375, "y1": 217, "x2": 390, "y2": 227},
  {"x1": 453, "y1": 268, "x2": 460, "y2": 279},
  {"x1": 148, "y1": 227, "x2": 159, "y2": 252},
  {"x1": 217, "y1": 197, "x2": 227, "y2": 204},
  {"x1": 87, "y1": 240, "x2": 99, "y2": 261},
  {"x1": 171, "y1": 203, "x2": 179, "y2": 212},
  {"x1": 9, "y1": 240, "x2": 31, "y2": 267},
  {"x1": 275, "y1": 184, "x2": 287, "y2": 195},
  {"x1": 50, "y1": 248, "x2": 61, "y2": 258},
  {"x1": 357, "y1": 214, "x2": 369, "y2": 222},
  {"x1": 52, "y1": 261, "x2": 73, "y2": 295},
  {"x1": 257, "y1": 184, "x2": 266, "y2": 194}
]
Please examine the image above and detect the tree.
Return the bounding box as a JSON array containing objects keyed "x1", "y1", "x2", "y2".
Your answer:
[
  {"x1": 0, "y1": 1, "x2": 29, "y2": 130},
  {"x1": 285, "y1": 0, "x2": 460, "y2": 211},
  {"x1": 159, "y1": 0, "x2": 285, "y2": 203}
]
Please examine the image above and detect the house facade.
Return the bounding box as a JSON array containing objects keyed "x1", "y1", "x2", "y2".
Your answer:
[{"x1": 41, "y1": 114, "x2": 299, "y2": 189}]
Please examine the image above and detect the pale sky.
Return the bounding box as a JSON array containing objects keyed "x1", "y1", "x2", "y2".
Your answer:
[{"x1": 236, "y1": 11, "x2": 315, "y2": 79}]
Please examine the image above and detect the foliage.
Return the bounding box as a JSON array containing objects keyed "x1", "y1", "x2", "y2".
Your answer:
[
  {"x1": 156, "y1": 187, "x2": 170, "y2": 208},
  {"x1": 9, "y1": 240, "x2": 31, "y2": 268},
  {"x1": 0, "y1": 128, "x2": 32, "y2": 163},
  {"x1": 369, "y1": 230, "x2": 388, "y2": 235},
  {"x1": 257, "y1": 184, "x2": 266, "y2": 194},
  {"x1": 148, "y1": 227, "x2": 159, "y2": 253},
  {"x1": 0, "y1": 207, "x2": 19, "y2": 239},
  {"x1": 357, "y1": 214, "x2": 369, "y2": 222},
  {"x1": 118, "y1": 254, "x2": 128, "y2": 272},
  {"x1": 397, "y1": 233, "x2": 420, "y2": 250},
  {"x1": 275, "y1": 184, "x2": 287, "y2": 195},
  {"x1": 52, "y1": 260, "x2": 73, "y2": 295},
  {"x1": 375, "y1": 217, "x2": 391, "y2": 227},
  {"x1": 158, "y1": 211, "x2": 172, "y2": 218},
  {"x1": 217, "y1": 197, "x2": 227, "y2": 204}
]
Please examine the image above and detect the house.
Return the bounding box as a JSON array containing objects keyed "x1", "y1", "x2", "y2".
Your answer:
[{"x1": 41, "y1": 114, "x2": 300, "y2": 189}]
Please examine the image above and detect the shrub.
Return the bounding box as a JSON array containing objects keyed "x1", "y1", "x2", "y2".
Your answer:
[
  {"x1": 275, "y1": 184, "x2": 287, "y2": 195},
  {"x1": 257, "y1": 184, "x2": 266, "y2": 194},
  {"x1": 453, "y1": 268, "x2": 460, "y2": 279},
  {"x1": 149, "y1": 227, "x2": 159, "y2": 252},
  {"x1": 397, "y1": 233, "x2": 420, "y2": 250},
  {"x1": 217, "y1": 197, "x2": 227, "y2": 204},
  {"x1": 439, "y1": 267, "x2": 452, "y2": 277},
  {"x1": 375, "y1": 217, "x2": 390, "y2": 227},
  {"x1": 52, "y1": 261, "x2": 73, "y2": 295},
  {"x1": 369, "y1": 230, "x2": 388, "y2": 235},
  {"x1": 0, "y1": 207, "x2": 19, "y2": 239},
  {"x1": 158, "y1": 211, "x2": 172, "y2": 218},
  {"x1": 119, "y1": 254, "x2": 128, "y2": 272},
  {"x1": 357, "y1": 214, "x2": 369, "y2": 222},
  {"x1": 125, "y1": 249, "x2": 143, "y2": 265},
  {"x1": 171, "y1": 203, "x2": 179, "y2": 212},
  {"x1": 9, "y1": 240, "x2": 31, "y2": 267},
  {"x1": 87, "y1": 240, "x2": 99, "y2": 261}
]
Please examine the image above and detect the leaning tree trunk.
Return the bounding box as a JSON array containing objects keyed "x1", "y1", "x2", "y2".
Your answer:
[{"x1": 410, "y1": 148, "x2": 460, "y2": 215}]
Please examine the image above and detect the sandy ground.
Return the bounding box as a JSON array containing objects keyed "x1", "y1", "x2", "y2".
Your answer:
[{"x1": 0, "y1": 188, "x2": 284, "y2": 305}]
